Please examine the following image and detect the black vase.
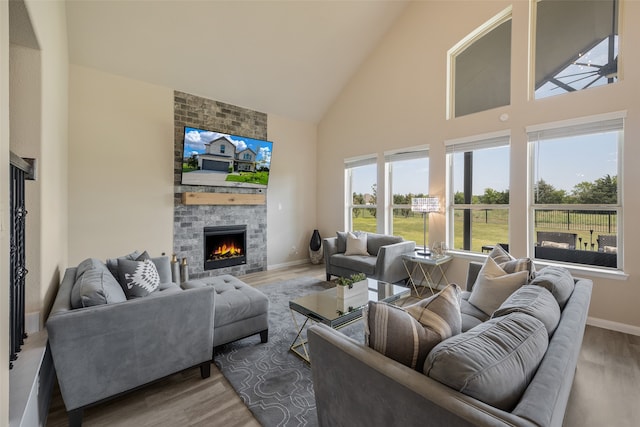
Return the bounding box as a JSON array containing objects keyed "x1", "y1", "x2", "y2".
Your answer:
[{"x1": 310, "y1": 229, "x2": 322, "y2": 251}]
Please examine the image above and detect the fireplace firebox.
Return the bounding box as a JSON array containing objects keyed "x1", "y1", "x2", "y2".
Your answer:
[{"x1": 204, "y1": 225, "x2": 247, "y2": 270}]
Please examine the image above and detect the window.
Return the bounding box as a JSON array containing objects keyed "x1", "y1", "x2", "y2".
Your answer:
[
  {"x1": 528, "y1": 113, "x2": 623, "y2": 269},
  {"x1": 220, "y1": 144, "x2": 226, "y2": 154},
  {"x1": 385, "y1": 149, "x2": 430, "y2": 243},
  {"x1": 345, "y1": 157, "x2": 377, "y2": 233},
  {"x1": 448, "y1": 8, "x2": 512, "y2": 118},
  {"x1": 534, "y1": 0, "x2": 619, "y2": 99},
  {"x1": 446, "y1": 133, "x2": 510, "y2": 252}
]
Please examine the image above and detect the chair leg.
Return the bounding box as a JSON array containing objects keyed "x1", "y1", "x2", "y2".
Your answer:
[
  {"x1": 68, "y1": 408, "x2": 83, "y2": 427},
  {"x1": 260, "y1": 329, "x2": 269, "y2": 343},
  {"x1": 200, "y1": 361, "x2": 211, "y2": 379},
  {"x1": 326, "y1": 273, "x2": 331, "y2": 281}
]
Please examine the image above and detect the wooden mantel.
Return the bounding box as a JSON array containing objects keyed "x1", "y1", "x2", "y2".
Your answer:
[{"x1": 181, "y1": 192, "x2": 266, "y2": 206}]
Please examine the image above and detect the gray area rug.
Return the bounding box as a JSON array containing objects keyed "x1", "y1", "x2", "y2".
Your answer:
[{"x1": 214, "y1": 277, "x2": 364, "y2": 427}]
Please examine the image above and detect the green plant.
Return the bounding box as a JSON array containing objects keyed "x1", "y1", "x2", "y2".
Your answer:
[{"x1": 336, "y1": 273, "x2": 366, "y2": 288}]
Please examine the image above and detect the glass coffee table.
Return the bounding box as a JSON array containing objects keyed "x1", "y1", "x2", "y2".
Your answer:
[{"x1": 289, "y1": 278, "x2": 410, "y2": 363}]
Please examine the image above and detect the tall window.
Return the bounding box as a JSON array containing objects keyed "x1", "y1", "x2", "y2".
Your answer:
[
  {"x1": 534, "y1": 0, "x2": 619, "y2": 99},
  {"x1": 386, "y1": 149, "x2": 430, "y2": 240},
  {"x1": 446, "y1": 133, "x2": 510, "y2": 252},
  {"x1": 345, "y1": 157, "x2": 377, "y2": 233},
  {"x1": 449, "y1": 8, "x2": 512, "y2": 118},
  {"x1": 528, "y1": 113, "x2": 623, "y2": 269}
]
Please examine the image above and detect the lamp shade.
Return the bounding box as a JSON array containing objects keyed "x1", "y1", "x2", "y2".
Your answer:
[{"x1": 411, "y1": 197, "x2": 440, "y2": 213}]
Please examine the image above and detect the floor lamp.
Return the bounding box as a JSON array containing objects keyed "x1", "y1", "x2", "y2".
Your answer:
[{"x1": 411, "y1": 197, "x2": 440, "y2": 256}]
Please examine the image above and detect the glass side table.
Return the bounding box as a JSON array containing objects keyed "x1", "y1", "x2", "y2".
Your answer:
[{"x1": 401, "y1": 253, "x2": 453, "y2": 296}]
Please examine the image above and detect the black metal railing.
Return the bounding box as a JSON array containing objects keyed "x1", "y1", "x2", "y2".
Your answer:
[
  {"x1": 534, "y1": 209, "x2": 617, "y2": 234},
  {"x1": 9, "y1": 152, "x2": 34, "y2": 369}
]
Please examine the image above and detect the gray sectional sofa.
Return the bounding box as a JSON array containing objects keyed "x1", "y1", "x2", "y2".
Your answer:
[
  {"x1": 309, "y1": 260, "x2": 593, "y2": 427},
  {"x1": 323, "y1": 232, "x2": 415, "y2": 283},
  {"x1": 47, "y1": 254, "x2": 215, "y2": 427}
]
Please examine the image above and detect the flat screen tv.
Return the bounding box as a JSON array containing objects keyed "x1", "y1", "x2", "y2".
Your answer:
[{"x1": 181, "y1": 126, "x2": 273, "y2": 189}]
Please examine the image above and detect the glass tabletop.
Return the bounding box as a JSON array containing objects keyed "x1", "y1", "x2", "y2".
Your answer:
[{"x1": 289, "y1": 278, "x2": 410, "y2": 328}]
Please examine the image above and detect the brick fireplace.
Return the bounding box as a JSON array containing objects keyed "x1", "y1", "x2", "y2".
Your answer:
[{"x1": 173, "y1": 91, "x2": 267, "y2": 279}]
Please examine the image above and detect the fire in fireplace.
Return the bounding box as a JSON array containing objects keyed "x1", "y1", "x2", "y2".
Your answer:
[{"x1": 204, "y1": 225, "x2": 247, "y2": 270}]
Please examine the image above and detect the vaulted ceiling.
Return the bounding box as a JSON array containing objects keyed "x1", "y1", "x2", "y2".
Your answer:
[{"x1": 65, "y1": 0, "x2": 410, "y2": 123}]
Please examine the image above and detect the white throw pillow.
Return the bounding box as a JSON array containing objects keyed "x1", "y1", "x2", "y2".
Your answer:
[
  {"x1": 344, "y1": 232, "x2": 369, "y2": 256},
  {"x1": 468, "y1": 257, "x2": 528, "y2": 316},
  {"x1": 541, "y1": 240, "x2": 570, "y2": 249}
]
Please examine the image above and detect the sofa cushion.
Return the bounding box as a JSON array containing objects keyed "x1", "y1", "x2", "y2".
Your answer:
[
  {"x1": 345, "y1": 232, "x2": 369, "y2": 256},
  {"x1": 106, "y1": 250, "x2": 141, "y2": 279},
  {"x1": 528, "y1": 265, "x2": 575, "y2": 309},
  {"x1": 468, "y1": 257, "x2": 528, "y2": 316},
  {"x1": 488, "y1": 245, "x2": 536, "y2": 280},
  {"x1": 330, "y1": 253, "x2": 376, "y2": 275},
  {"x1": 367, "y1": 233, "x2": 403, "y2": 256},
  {"x1": 71, "y1": 267, "x2": 127, "y2": 308},
  {"x1": 460, "y1": 292, "x2": 489, "y2": 332},
  {"x1": 424, "y1": 312, "x2": 549, "y2": 411},
  {"x1": 364, "y1": 284, "x2": 461, "y2": 371},
  {"x1": 117, "y1": 258, "x2": 161, "y2": 299},
  {"x1": 492, "y1": 285, "x2": 561, "y2": 335}
]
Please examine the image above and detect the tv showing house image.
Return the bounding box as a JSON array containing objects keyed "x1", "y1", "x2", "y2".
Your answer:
[{"x1": 181, "y1": 126, "x2": 273, "y2": 189}]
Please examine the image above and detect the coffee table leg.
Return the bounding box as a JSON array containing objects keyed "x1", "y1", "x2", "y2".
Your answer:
[{"x1": 289, "y1": 309, "x2": 311, "y2": 363}]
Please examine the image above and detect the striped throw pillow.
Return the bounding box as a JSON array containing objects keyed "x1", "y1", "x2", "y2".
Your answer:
[{"x1": 364, "y1": 284, "x2": 462, "y2": 371}]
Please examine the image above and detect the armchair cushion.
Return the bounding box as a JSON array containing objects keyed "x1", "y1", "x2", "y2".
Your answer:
[{"x1": 330, "y1": 254, "x2": 376, "y2": 275}]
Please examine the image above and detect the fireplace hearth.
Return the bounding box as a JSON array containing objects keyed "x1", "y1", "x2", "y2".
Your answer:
[{"x1": 204, "y1": 225, "x2": 247, "y2": 270}]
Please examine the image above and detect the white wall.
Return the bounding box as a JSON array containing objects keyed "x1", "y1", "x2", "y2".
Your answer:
[
  {"x1": 266, "y1": 114, "x2": 317, "y2": 268},
  {"x1": 318, "y1": 0, "x2": 640, "y2": 330},
  {"x1": 1, "y1": 2, "x2": 11, "y2": 423},
  {"x1": 68, "y1": 65, "x2": 174, "y2": 264}
]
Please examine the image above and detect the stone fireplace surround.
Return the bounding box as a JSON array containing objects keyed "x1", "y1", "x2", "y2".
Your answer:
[{"x1": 173, "y1": 91, "x2": 268, "y2": 279}]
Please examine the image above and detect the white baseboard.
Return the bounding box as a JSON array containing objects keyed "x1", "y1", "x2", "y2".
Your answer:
[
  {"x1": 587, "y1": 316, "x2": 640, "y2": 336},
  {"x1": 267, "y1": 258, "x2": 312, "y2": 271}
]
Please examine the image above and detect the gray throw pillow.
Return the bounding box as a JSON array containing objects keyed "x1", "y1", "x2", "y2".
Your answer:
[
  {"x1": 468, "y1": 257, "x2": 528, "y2": 316},
  {"x1": 106, "y1": 250, "x2": 141, "y2": 279},
  {"x1": 71, "y1": 267, "x2": 127, "y2": 308},
  {"x1": 117, "y1": 258, "x2": 161, "y2": 299},
  {"x1": 488, "y1": 245, "x2": 536, "y2": 280},
  {"x1": 424, "y1": 312, "x2": 548, "y2": 411},
  {"x1": 528, "y1": 266, "x2": 575, "y2": 309},
  {"x1": 336, "y1": 231, "x2": 348, "y2": 253},
  {"x1": 364, "y1": 284, "x2": 461, "y2": 371},
  {"x1": 492, "y1": 285, "x2": 561, "y2": 335}
]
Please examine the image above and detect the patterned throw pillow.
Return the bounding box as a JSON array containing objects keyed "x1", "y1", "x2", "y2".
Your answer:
[
  {"x1": 117, "y1": 258, "x2": 160, "y2": 299},
  {"x1": 364, "y1": 284, "x2": 461, "y2": 371}
]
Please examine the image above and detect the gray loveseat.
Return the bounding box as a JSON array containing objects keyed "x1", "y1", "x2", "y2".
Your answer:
[
  {"x1": 47, "y1": 255, "x2": 215, "y2": 426},
  {"x1": 323, "y1": 232, "x2": 415, "y2": 283},
  {"x1": 309, "y1": 261, "x2": 592, "y2": 427}
]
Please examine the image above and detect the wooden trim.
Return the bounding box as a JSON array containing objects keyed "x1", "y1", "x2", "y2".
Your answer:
[{"x1": 181, "y1": 192, "x2": 266, "y2": 205}]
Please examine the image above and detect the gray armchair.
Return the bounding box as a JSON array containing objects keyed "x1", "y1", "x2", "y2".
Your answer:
[{"x1": 323, "y1": 232, "x2": 415, "y2": 284}]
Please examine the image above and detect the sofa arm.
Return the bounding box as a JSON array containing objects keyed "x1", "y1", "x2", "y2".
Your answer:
[
  {"x1": 46, "y1": 286, "x2": 215, "y2": 411},
  {"x1": 375, "y1": 240, "x2": 416, "y2": 283},
  {"x1": 308, "y1": 324, "x2": 529, "y2": 427}
]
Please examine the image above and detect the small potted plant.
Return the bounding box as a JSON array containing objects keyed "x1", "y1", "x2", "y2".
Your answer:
[{"x1": 336, "y1": 273, "x2": 367, "y2": 299}]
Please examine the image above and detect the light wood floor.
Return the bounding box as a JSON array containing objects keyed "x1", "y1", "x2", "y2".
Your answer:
[{"x1": 46, "y1": 263, "x2": 640, "y2": 426}]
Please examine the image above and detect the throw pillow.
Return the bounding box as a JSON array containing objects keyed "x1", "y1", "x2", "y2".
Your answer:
[
  {"x1": 117, "y1": 258, "x2": 161, "y2": 299},
  {"x1": 604, "y1": 245, "x2": 617, "y2": 254},
  {"x1": 488, "y1": 245, "x2": 536, "y2": 280},
  {"x1": 336, "y1": 231, "x2": 348, "y2": 253},
  {"x1": 345, "y1": 232, "x2": 369, "y2": 256},
  {"x1": 468, "y1": 256, "x2": 528, "y2": 316},
  {"x1": 541, "y1": 240, "x2": 570, "y2": 249},
  {"x1": 106, "y1": 250, "x2": 141, "y2": 280},
  {"x1": 71, "y1": 267, "x2": 127, "y2": 308},
  {"x1": 364, "y1": 284, "x2": 461, "y2": 371},
  {"x1": 492, "y1": 285, "x2": 561, "y2": 335},
  {"x1": 424, "y1": 312, "x2": 548, "y2": 411},
  {"x1": 528, "y1": 265, "x2": 575, "y2": 309}
]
